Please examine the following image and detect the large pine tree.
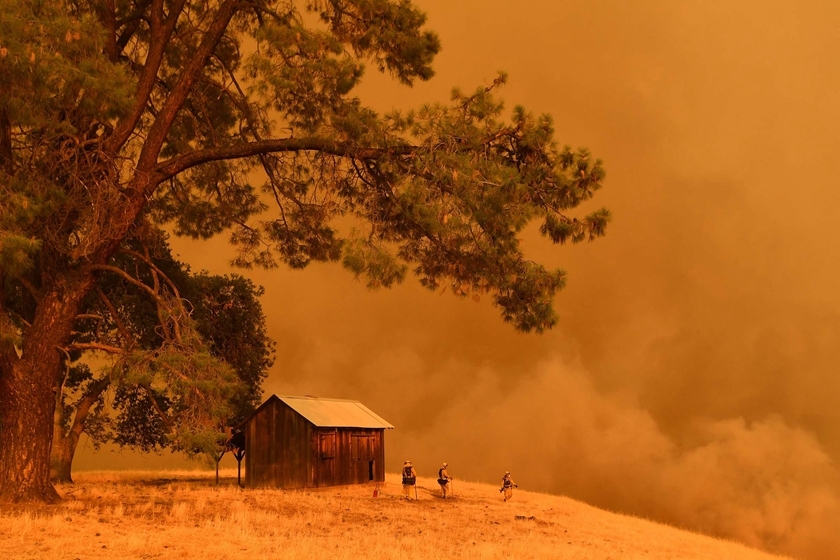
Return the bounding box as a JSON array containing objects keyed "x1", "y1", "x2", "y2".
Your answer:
[{"x1": 0, "y1": 0, "x2": 609, "y2": 502}]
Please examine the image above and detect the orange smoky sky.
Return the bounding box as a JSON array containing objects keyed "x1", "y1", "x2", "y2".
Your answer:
[{"x1": 75, "y1": 1, "x2": 840, "y2": 558}]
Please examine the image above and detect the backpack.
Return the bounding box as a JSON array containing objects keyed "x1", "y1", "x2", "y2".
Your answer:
[
  {"x1": 402, "y1": 466, "x2": 415, "y2": 485},
  {"x1": 438, "y1": 467, "x2": 449, "y2": 485}
]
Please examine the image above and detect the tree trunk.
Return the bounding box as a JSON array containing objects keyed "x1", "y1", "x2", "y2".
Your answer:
[
  {"x1": 0, "y1": 278, "x2": 92, "y2": 503},
  {"x1": 0, "y1": 357, "x2": 63, "y2": 502},
  {"x1": 50, "y1": 433, "x2": 75, "y2": 484},
  {"x1": 50, "y1": 362, "x2": 73, "y2": 484},
  {"x1": 50, "y1": 376, "x2": 110, "y2": 484},
  {"x1": 233, "y1": 448, "x2": 245, "y2": 487}
]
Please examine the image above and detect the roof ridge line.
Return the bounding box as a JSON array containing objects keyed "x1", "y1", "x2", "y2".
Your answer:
[{"x1": 277, "y1": 394, "x2": 361, "y2": 403}]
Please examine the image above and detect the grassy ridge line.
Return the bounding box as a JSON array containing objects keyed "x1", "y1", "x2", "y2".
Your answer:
[{"x1": 0, "y1": 470, "x2": 791, "y2": 560}]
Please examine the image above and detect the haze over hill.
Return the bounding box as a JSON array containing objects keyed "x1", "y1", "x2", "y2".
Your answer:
[{"x1": 74, "y1": 1, "x2": 840, "y2": 559}]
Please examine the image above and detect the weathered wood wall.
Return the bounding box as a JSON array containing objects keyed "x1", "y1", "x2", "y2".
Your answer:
[
  {"x1": 244, "y1": 397, "x2": 313, "y2": 488},
  {"x1": 244, "y1": 398, "x2": 386, "y2": 489}
]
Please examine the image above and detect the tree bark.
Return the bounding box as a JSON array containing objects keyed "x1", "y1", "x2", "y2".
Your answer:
[
  {"x1": 0, "y1": 356, "x2": 64, "y2": 502},
  {"x1": 0, "y1": 277, "x2": 92, "y2": 503}
]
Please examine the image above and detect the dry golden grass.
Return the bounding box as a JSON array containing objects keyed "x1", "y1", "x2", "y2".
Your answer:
[{"x1": 0, "y1": 470, "x2": 792, "y2": 560}]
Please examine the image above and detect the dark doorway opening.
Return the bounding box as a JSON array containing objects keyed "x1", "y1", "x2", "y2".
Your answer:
[{"x1": 368, "y1": 460, "x2": 374, "y2": 481}]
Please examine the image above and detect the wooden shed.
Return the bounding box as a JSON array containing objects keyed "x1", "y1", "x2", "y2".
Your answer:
[{"x1": 239, "y1": 395, "x2": 394, "y2": 489}]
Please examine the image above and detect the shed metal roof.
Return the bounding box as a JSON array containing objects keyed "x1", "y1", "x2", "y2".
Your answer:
[{"x1": 274, "y1": 395, "x2": 394, "y2": 429}]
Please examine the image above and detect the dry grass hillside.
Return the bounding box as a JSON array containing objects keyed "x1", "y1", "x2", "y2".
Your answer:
[{"x1": 0, "y1": 470, "x2": 792, "y2": 560}]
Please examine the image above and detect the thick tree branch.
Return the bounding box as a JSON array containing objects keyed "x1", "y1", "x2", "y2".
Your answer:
[
  {"x1": 89, "y1": 264, "x2": 160, "y2": 302},
  {"x1": 69, "y1": 376, "x2": 111, "y2": 441},
  {"x1": 154, "y1": 137, "x2": 414, "y2": 181},
  {"x1": 115, "y1": 0, "x2": 152, "y2": 56},
  {"x1": 91, "y1": 257, "x2": 187, "y2": 346},
  {"x1": 74, "y1": 314, "x2": 104, "y2": 322},
  {"x1": 6, "y1": 309, "x2": 32, "y2": 329},
  {"x1": 100, "y1": 0, "x2": 118, "y2": 61},
  {"x1": 17, "y1": 277, "x2": 42, "y2": 302},
  {"x1": 133, "y1": 0, "x2": 241, "y2": 176},
  {"x1": 65, "y1": 342, "x2": 126, "y2": 354},
  {"x1": 106, "y1": 0, "x2": 187, "y2": 152},
  {"x1": 96, "y1": 288, "x2": 134, "y2": 348},
  {"x1": 142, "y1": 385, "x2": 173, "y2": 429},
  {"x1": 120, "y1": 248, "x2": 183, "y2": 303}
]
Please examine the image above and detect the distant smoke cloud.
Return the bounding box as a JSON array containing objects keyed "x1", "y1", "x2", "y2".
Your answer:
[{"x1": 388, "y1": 358, "x2": 840, "y2": 560}]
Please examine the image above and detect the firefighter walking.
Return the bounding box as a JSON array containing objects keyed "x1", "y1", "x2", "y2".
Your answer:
[
  {"x1": 401, "y1": 460, "x2": 417, "y2": 500},
  {"x1": 437, "y1": 462, "x2": 453, "y2": 499},
  {"x1": 500, "y1": 471, "x2": 517, "y2": 502}
]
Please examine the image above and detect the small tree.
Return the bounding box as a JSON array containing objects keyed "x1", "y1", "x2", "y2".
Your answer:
[
  {"x1": 51, "y1": 238, "x2": 275, "y2": 483},
  {"x1": 0, "y1": 0, "x2": 609, "y2": 502}
]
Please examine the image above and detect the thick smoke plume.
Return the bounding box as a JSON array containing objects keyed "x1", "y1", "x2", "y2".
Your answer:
[{"x1": 401, "y1": 360, "x2": 840, "y2": 559}]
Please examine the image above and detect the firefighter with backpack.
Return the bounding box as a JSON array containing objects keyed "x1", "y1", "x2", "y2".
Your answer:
[
  {"x1": 500, "y1": 471, "x2": 517, "y2": 502},
  {"x1": 401, "y1": 460, "x2": 417, "y2": 500},
  {"x1": 437, "y1": 462, "x2": 453, "y2": 499}
]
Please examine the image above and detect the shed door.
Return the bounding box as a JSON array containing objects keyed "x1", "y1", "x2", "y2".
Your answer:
[
  {"x1": 317, "y1": 431, "x2": 336, "y2": 484},
  {"x1": 351, "y1": 434, "x2": 375, "y2": 461},
  {"x1": 352, "y1": 434, "x2": 376, "y2": 481},
  {"x1": 319, "y1": 431, "x2": 336, "y2": 459}
]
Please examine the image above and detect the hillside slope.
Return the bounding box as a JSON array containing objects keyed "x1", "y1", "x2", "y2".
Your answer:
[{"x1": 0, "y1": 470, "x2": 791, "y2": 560}]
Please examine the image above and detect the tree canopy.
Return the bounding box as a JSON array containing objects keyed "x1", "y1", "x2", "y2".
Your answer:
[{"x1": 0, "y1": 0, "x2": 609, "y2": 503}]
